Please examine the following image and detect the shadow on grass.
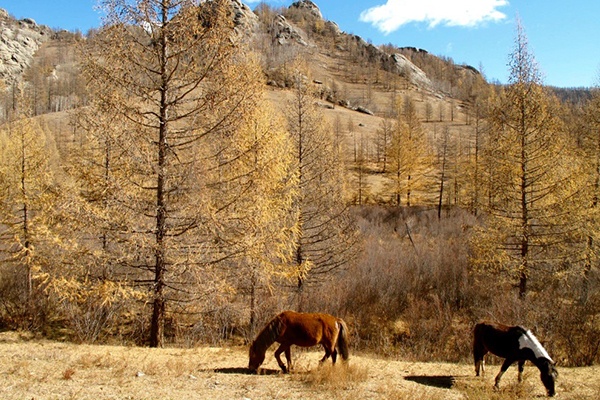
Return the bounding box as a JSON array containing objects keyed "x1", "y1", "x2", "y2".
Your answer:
[
  {"x1": 404, "y1": 375, "x2": 457, "y2": 389},
  {"x1": 212, "y1": 367, "x2": 281, "y2": 375}
]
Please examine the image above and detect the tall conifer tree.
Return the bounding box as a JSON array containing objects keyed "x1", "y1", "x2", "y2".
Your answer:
[
  {"x1": 79, "y1": 0, "x2": 292, "y2": 346},
  {"x1": 472, "y1": 20, "x2": 579, "y2": 298}
]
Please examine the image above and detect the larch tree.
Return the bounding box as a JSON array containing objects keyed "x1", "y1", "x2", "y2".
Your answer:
[
  {"x1": 436, "y1": 125, "x2": 450, "y2": 218},
  {"x1": 464, "y1": 78, "x2": 494, "y2": 216},
  {"x1": 354, "y1": 127, "x2": 371, "y2": 205},
  {"x1": 285, "y1": 67, "x2": 360, "y2": 310},
  {"x1": 78, "y1": 0, "x2": 285, "y2": 347},
  {"x1": 0, "y1": 112, "x2": 72, "y2": 328},
  {"x1": 374, "y1": 114, "x2": 393, "y2": 173},
  {"x1": 216, "y1": 96, "x2": 297, "y2": 336},
  {"x1": 471, "y1": 20, "x2": 580, "y2": 299},
  {"x1": 579, "y1": 86, "x2": 600, "y2": 302},
  {"x1": 384, "y1": 98, "x2": 431, "y2": 206}
]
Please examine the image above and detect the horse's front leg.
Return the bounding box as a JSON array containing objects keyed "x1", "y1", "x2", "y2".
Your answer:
[
  {"x1": 274, "y1": 344, "x2": 290, "y2": 373},
  {"x1": 517, "y1": 360, "x2": 525, "y2": 383},
  {"x1": 495, "y1": 358, "x2": 514, "y2": 389}
]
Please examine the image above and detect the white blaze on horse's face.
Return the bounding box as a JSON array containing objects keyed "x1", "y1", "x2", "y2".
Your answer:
[{"x1": 518, "y1": 330, "x2": 553, "y2": 363}]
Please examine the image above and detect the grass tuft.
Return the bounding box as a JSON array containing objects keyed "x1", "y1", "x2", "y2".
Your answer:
[
  {"x1": 62, "y1": 367, "x2": 76, "y2": 380},
  {"x1": 295, "y1": 362, "x2": 368, "y2": 390}
]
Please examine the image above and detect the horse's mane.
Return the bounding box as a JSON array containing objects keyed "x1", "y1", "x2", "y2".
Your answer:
[{"x1": 251, "y1": 314, "x2": 284, "y2": 355}]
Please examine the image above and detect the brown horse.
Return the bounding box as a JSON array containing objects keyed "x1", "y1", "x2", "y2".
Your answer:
[
  {"x1": 473, "y1": 322, "x2": 558, "y2": 396},
  {"x1": 248, "y1": 310, "x2": 349, "y2": 373}
]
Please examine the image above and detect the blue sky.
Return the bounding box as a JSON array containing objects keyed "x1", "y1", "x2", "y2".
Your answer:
[{"x1": 1, "y1": 0, "x2": 598, "y2": 88}]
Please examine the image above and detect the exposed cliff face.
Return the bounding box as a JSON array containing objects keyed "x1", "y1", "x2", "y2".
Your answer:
[
  {"x1": 271, "y1": 14, "x2": 308, "y2": 46},
  {"x1": 290, "y1": 0, "x2": 323, "y2": 19},
  {"x1": 230, "y1": 0, "x2": 259, "y2": 35},
  {"x1": 348, "y1": 34, "x2": 432, "y2": 88},
  {"x1": 0, "y1": 0, "x2": 432, "y2": 93},
  {"x1": 0, "y1": 8, "x2": 52, "y2": 84},
  {"x1": 0, "y1": 1, "x2": 259, "y2": 85}
]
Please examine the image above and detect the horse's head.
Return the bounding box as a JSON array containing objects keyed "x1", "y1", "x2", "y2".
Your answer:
[
  {"x1": 540, "y1": 359, "x2": 558, "y2": 397},
  {"x1": 248, "y1": 342, "x2": 265, "y2": 372}
]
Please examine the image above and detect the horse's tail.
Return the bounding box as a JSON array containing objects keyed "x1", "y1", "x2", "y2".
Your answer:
[{"x1": 336, "y1": 319, "x2": 350, "y2": 361}]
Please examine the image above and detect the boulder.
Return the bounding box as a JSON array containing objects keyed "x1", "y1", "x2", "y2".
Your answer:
[
  {"x1": 356, "y1": 106, "x2": 374, "y2": 116},
  {"x1": 290, "y1": 1, "x2": 323, "y2": 19},
  {"x1": 229, "y1": 0, "x2": 259, "y2": 35},
  {"x1": 389, "y1": 53, "x2": 431, "y2": 88},
  {"x1": 272, "y1": 14, "x2": 307, "y2": 46}
]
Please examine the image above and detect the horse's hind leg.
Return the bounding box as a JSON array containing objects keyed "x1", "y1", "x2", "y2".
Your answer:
[
  {"x1": 473, "y1": 344, "x2": 486, "y2": 376},
  {"x1": 474, "y1": 352, "x2": 485, "y2": 376},
  {"x1": 319, "y1": 345, "x2": 333, "y2": 364},
  {"x1": 475, "y1": 357, "x2": 482, "y2": 376}
]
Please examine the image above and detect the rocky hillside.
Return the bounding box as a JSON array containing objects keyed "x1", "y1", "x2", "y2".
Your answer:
[
  {"x1": 0, "y1": 0, "x2": 475, "y2": 203},
  {"x1": 0, "y1": 8, "x2": 53, "y2": 84},
  {"x1": 0, "y1": 1, "x2": 434, "y2": 93}
]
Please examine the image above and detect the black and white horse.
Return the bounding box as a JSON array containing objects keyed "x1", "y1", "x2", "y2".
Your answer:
[{"x1": 473, "y1": 322, "x2": 558, "y2": 396}]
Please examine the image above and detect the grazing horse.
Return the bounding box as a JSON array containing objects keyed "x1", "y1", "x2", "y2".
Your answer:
[
  {"x1": 473, "y1": 322, "x2": 558, "y2": 397},
  {"x1": 248, "y1": 310, "x2": 349, "y2": 373}
]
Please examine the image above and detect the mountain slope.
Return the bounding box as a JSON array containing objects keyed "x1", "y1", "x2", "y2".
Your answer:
[{"x1": 0, "y1": 8, "x2": 53, "y2": 84}]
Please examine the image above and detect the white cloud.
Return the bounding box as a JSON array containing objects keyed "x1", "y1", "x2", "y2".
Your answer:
[{"x1": 360, "y1": 0, "x2": 509, "y2": 34}]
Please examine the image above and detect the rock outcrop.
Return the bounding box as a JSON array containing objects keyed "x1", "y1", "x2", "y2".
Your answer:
[
  {"x1": 229, "y1": 0, "x2": 259, "y2": 35},
  {"x1": 0, "y1": 8, "x2": 52, "y2": 84},
  {"x1": 0, "y1": 1, "x2": 259, "y2": 85},
  {"x1": 0, "y1": 0, "x2": 432, "y2": 94},
  {"x1": 348, "y1": 34, "x2": 432, "y2": 88},
  {"x1": 271, "y1": 14, "x2": 307, "y2": 46},
  {"x1": 290, "y1": 1, "x2": 323, "y2": 19},
  {"x1": 271, "y1": 1, "x2": 431, "y2": 89}
]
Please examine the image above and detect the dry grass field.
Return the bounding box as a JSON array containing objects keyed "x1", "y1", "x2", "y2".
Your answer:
[{"x1": 1, "y1": 331, "x2": 599, "y2": 400}]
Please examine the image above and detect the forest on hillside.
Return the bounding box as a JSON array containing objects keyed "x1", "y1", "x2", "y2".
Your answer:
[{"x1": 0, "y1": 0, "x2": 599, "y2": 367}]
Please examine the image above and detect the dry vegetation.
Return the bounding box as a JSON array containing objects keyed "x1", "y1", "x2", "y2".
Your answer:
[
  {"x1": 1, "y1": 331, "x2": 599, "y2": 399},
  {"x1": 2, "y1": 3, "x2": 600, "y2": 399}
]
